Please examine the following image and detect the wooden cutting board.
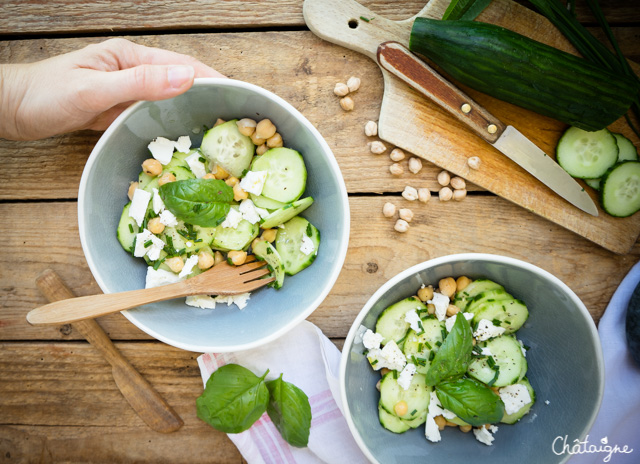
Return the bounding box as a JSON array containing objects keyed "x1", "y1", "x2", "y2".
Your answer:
[{"x1": 304, "y1": 0, "x2": 640, "y2": 254}]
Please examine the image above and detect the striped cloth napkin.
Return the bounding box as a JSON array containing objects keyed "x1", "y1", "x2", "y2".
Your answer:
[{"x1": 197, "y1": 320, "x2": 369, "y2": 464}]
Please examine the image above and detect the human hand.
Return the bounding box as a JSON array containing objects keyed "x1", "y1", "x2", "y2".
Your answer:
[{"x1": 0, "y1": 38, "x2": 224, "y2": 141}]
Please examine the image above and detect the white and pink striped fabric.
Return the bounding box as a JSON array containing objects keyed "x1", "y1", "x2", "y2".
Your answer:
[{"x1": 197, "y1": 320, "x2": 369, "y2": 464}]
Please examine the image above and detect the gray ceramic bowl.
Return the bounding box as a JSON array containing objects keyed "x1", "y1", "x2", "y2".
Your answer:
[
  {"x1": 78, "y1": 78, "x2": 349, "y2": 352},
  {"x1": 340, "y1": 253, "x2": 603, "y2": 464}
]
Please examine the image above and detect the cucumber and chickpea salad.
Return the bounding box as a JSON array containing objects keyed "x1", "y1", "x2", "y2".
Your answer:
[
  {"x1": 361, "y1": 276, "x2": 534, "y2": 446},
  {"x1": 556, "y1": 126, "x2": 640, "y2": 217},
  {"x1": 116, "y1": 117, "x2": 320, "y2": 308}
]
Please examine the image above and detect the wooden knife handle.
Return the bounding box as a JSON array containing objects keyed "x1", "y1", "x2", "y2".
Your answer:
[
  {"x1": 35, "y1": 269, "x2": 183, "y2": 433},
  {"x1": 377, "y1": 41, "x2": 506, "y2": 144}
]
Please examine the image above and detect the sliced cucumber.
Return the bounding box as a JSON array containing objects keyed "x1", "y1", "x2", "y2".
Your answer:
[
  {"x1": 379, "y1": 372, "x2": 430, "y2": 423},
  {"x1": 201, "y1": 120, "x2": 254, "y2": 178},
  {"x1": 211, "y1": 207, "x2": 259, "y2": 251},
  {"x1": 138, "y1": 171, "x2": 157, "y2": 191},
  {"x1": 613, "y1": 133, "x2": 639, "y2": 162},
  {"x1": 473, "y1": 298, "x2": 529, "y2": 333},
  {"x1": 260, "y1": 197, "x2": 314, "y2": 229},
  {"x1": 402, "y1": 317, "x2": 445, "y2": 374},
  {"x1": 453, "y1": 279, "x2": 504, "y2": 311},
  {"x1": 500, "y1": 377, "x2": 536, "y2": 424},
  {"x1": 378, "y1": 404, "x2": 410, "y2": 434},
  {"x1": 275, "y1": 216, "x2": 320, "y2": 275},
  {"x1": 116, "y1": 202, "x2": 139, "y2": 252},
  {"x1": 465, "y1": 289, "x2": 511, "y2": 315},
  {"x1": 585, "y1": 178, "x2": 601, "y2": 191},
  {"x1": 600, "y1": 161, "x2": 640, "y2": 217},
  {"x1": 250, "y1": 147, "x2": 307, "y2": 203},
  {"x1": 165, "y1": 149, "x2": 192, "y2": 171},
  {"x1": 252, "y1": 240, "x2": 285, "y2": 289},
  {"x1": 375, "y1": 297, "x2": 427, "y2": 345},
  {"x1": 467, "y1": 335, "x2": 527, "y2": 387},
  {"x1": 556, "y1": 126, "x2": 619, "y2": 179},
  {"x1": 250, "y1": 193, "x2": 288, "y2": 210},
  {"x1": 162, "y1": 223, "x2": 212, "y2": 255},
  {"x1": 166, "y1": 165, "x2": 196, "y2": 181}
]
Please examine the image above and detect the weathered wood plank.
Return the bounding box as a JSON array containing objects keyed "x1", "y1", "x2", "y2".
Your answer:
[
  {"x1": 2, "y1": 197, "x2": 636, "y2": 342},
  {"x1": 0, "y1": 0, "x2": 636, "y2": 36},
  {"x1": 0, "y1": 342, "x2": 242, "y2": 463}
]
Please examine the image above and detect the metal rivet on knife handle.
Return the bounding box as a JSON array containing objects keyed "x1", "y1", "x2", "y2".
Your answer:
[
  {"x1": 487, "y1": 124, "x2": 498, "y2": 134},
  {"x1": 461, "y1": 103, "x2": 471, "y2": 114}
]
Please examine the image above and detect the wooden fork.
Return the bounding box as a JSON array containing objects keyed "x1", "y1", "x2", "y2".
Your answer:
[{"x1": 26, "y1": 260, "x2": 274, "y2": 325}]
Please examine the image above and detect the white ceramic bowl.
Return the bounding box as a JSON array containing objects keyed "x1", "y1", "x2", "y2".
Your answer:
[
  {"x1": 79, "y1": 78, "x2": 349, "y2": 352},
  {"x1": 340, "y1": 253, "x2": 603, "y2": 464}
]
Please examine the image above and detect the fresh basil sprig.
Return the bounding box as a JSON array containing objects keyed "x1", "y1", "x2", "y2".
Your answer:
[
  {"x1": 266, "y1": 374, "x2": 312, "y2": 447},
  {"x1": 196, "y1": 364, "x2": 270, "y2": 433},
  {"x1": 159, "y1": 178, "x2": 233, "y2": 227},
  {"x1": 436, "y1": 377, "x2": 505, "y2": 426},
  {"x1": 197, "y1": 364, "x2": 312, "y2": 447},
  {"x1": 424, "y1": 312, "x2": 473, "y2": 386}
]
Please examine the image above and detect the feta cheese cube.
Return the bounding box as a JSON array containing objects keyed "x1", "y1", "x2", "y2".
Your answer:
[
  {"x1": 366, "y1": 340, "x2": 406, "y2": 371},
  {"x1": 221, "y1": 208, "x2": 243, "y2": 229},
  {"x1": 499, "y1": 384, "x2": 532, "y2": 415},
  {"x1": 159, "y1": 209, "x2": 178, "y2": 227},
  {"x1": 152, "y1": 188, "x2": 165, "y2": 214},
  {"x1": 239, "y1": 171, "x2": 268, "y2": 195},
  {"x1": 445, "y1": 311, "x2": 474, "y2": 332},
  {"x1": 404, "y1": 309, "x2": 423, "y2": 334},
  {"x1": 214, "y1": 293, "x2": 251, "y2": 310},
  {"x1": 428, "y1": 390, "x2": 457, "y2": 420},
  {"x1": 179, "y1": 255, "x2": 199, "y2": 278},
  {"x1": 134, "y1": 229, "x2": 164, "y2": 260},
  {"x1": 474, "y1": 319, "x2": 506, "y2": 341},
  {"x1": 425, "y1": 415, "x2": 441, "y2": 443},
  {"x1": 174, "y1": 136, "x2": 192, "y2": 153},
  {"x1": 362, "y1": 329, "x2": 383, "y2": 350},
  {"x1": 145, "y1": 266, "x2": 183, "y2": 289},
  {"x1": 129, "y1": 189, "x2": 152, "y2": 227},
  {"x1": 148, "y1": 137, "x2": 175, "y2": 165},
  {"x1": 480, "y1": 347, "x2": 493, "y2": 357},
  {"x1": 473, "y1": 426, "x2": 496, "y2": 446},
  {"x1": 185, "y1": 295, "x2": 217, "y2": 309},
  {"x1": 519, "y1": 339, "x2": 527, "y2": 357},
  {"x1": 185, "y1": 151, "x2": 207, "y2": 178},
  {"x1": 397, "y1": 363, "x2": 417, "y2": 390},
  {"x1": 300, "y1": 235, "x2": 315, "y2": 256},
  {"x1": 238, "y1": 199, "x2": 261, "y2": 224},
  {"x1": 428, "y1": 292, "x2": 449, "y2": 321}
]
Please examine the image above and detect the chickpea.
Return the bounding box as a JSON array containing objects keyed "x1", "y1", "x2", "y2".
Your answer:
[
  {"x1": 225, "y1": 176, "x2": 239, "y2": 187},
  {"x1": 450, "y1": 176, "x2": 466, "y2": 190},
  {"x1": 408, "y1": 157, "x2": 423, "y2": 174},
  {"x1": 347, "y1": 76, "x2": 361, "y2": 92},
  {"x1": 213, "y1": 118, "x2": 226, "y2": 127},
  {"x1": 398, "y1": 208, "x2": 414, "y2": 222},
  {"x1": 256, "y1": 119, "x2": 277, "y2": 140},
  {"x1": 389, "y1": 163, "x2": 404, "y2": 176},
  {"x1": 468, "y1": 156, "x2": 481, "y2": 170},
  {"x1": 439, "y1": 187, "x2": 453, "y2": 202},
  {"x1": 228, "y1": 250, "x2": 247, "y2": 266},
  {"x1": 380, "y1": 368, "x2": 391, "y2": 377},
  {"x1": 460, "y1": 425, "x2": 472, "y2": 433},
  {"x1": 417, "y1": 285, "x2": 434, "y2": 302},
  {"x1": 370, "y1": 141, "x2": 386, "y2": 154},
  {"x1": 439, "y1": 277, "x2": 457, "y2": 298},
  {"x1": 418, "y1": 188, "x2": 431, "y2": 203},
  {"x1": 266, "y1": 133, "x2": 283, "y2": 148},
  {"x1": 250, "y1": 131, "x2": 266, "y2": 146},
  {"x1": 427, "y1": 303, "x2": 436, "y2": 315},
  {"x1": 256, "y1": 143, "x2": 269, "y2": 156},
  {"x1": 127, "y1": 181, "x2": 138, "y2": 201},
  {"x1": 456, "y1": 276, "x2": 472, "y2": 292},
  {"x1": 147, "y1": 217, "x2": 165, "y2": 235},
  {"x1": 197, "y1": 250, "x2": 214, "y2": 270},
  {"x1": 437, "y1": 170, "x2": 451, "y2": 186},
  {"x1": 382, "y1": 202, "x2": 396, "y2": 218},
  {"x1": 375, "y1": 379, "x2": 382, "y2": 391},
  {"x1": 202, "y1": 173, "x2": 216, "y2": 180},
  {"x1": 389, "y1": 148, "x2": 405, "y2": 162},
  {"x1": 340, "y1": 96, "x2": 354, "y2": 111},
  {"x1": 402, "y1": 186, "x2": 418, "y2": 201},
  {"x1": 364, "y1": 120, "x2": 377, "y2": 137},
  {"x1": 213, "y1": 165, "x2": 230, "y2": 180},
  {"x1": 394, "y1": 400, "x2": 409, "y2": 417},
  {"x1": 165, "y1": 256, "x2": 184, "y2": 273},
  {"x1": 445, "y1": 420, "x2": 458, "y2": 427},
  {"x1": 233, "y1": 183, "x2": 248, "y2": 201},
  {"x1": 453, "y1": 189, "x2": 467, "y2": 201},
  {"x1": 213, "y1": 251, "x2": 225, "y2": 266},
  {"x1": 333, "y1": 82, "x2": 349, "y2": 97},
  {"x1": 446, "y1": 304, "x2": 460, "y2": 317},
  {"x1": 142, "y1": 158, "x2": 163, "y2": 177},
  {"x1": 394, "y1": 219, "x2": 409, "y2": 233},
  {"x1": 261, "y1": 229, "x2": 277, "y2": 242},
  {"x1": 434, "y1": 415, "x2": 446, "y2": 431},
  {"x1": 158, "y1": 172, "x2": 176, "y2": 186},
  {"x1": 236, "y1": 118, "x2": 257, "y2": 137}
]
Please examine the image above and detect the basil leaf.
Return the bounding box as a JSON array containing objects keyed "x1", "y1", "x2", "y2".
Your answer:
[
  {"x1": 442, "y1": 0, "x2": 492, "y2": 20},
  {"x1": 424, "y1": 312, "x2": 473, "y2": 386},
  {"x1": 159, "y1": 178, "x2": 233, "y2": 227},
  {"x1": 436, "y1": 377, "x2": 505, "y2": 426},
  {"x1": 196, "y1": 364, "x2": 269, "y2": 433},
  {"x1": 266, "y1": 374, "x2": 312, "y2": 447}
]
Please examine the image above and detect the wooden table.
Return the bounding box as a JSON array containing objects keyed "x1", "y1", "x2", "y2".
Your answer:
[{"x1": 0, "y1": 1, "x2": 638, "y2": 462}]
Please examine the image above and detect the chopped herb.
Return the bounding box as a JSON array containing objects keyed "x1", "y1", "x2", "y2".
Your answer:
[
  {"x1": 128, "y1": 224, "x2": 134, "y2": 233},
  {"x1": 306, "y1": 223, "x2": 312, "y2": 237},
  {"x1": 487, "y1": 366, "x2": 500, "y2": 386},
  {"x1": 195, "y1": 238, "x2": 203, "y2": 243},
  {"x1": 435, "y1": 341, "x2": 442, "y2": 347},
  {"x1": 428, "y1": 351, "x2": 436, "y2": 362},
  {"x1": 242, "y1": 169, "x2": 249, "y2": 177},
  {"x1": 283, "y1": 204, "x2": 293, "y2": 210},
  {"x1": 424, "y1": 341, "x2": 432, "y2": 350},
  {"x1": 266, "y1": 247, "x2": 273, "y2": 255},
  {"x1": 523, "y1": 344, "x2": 531, "y2": 351},
  {"x1": 199, "y1": 157, "x2": 207, "y2": 164},
  {"x1": 410, "y1": 409, "x2": 417, "y2": 416},
  {"x1": 143, "y1": 240, "x2": 153, "y2": 248},
  {"x1": 371, "y1": 358, "x2": 378, "y2": 366},
  {"x1": 504, "y1": 320, "x2": 512, "y2": 325},
  {"x1": 418, "y1": 343, "x2": 424, "y2": 352},
  {"x1": 392, "y1": 370, "x2": 398, "y2": 379},
  {"x1": 153, "y1": 256, "x2": 166, "y2": 270},
  {"x1": 486, "y1": 356, "x2": 496, "y2": 368},
  {"x1": 192, "y1": 203, "x2": 203, "y2": 213},
  {"x1": 359, "y1": 15, "x2": 374, "y2": 22},
  {"x1": 418, "y1": 320, "x2": 424, "y2": 333},
  {"x1": 492, "y1": 318, "x2": 502, "y2": 326},
  {"x1": 130, "y1": 236, "x2": 137, "y2": 257}
]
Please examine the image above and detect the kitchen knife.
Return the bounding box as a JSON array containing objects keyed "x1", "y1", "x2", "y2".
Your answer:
[{"x1": 377, "y1": 41, "x2": 598, "y2": 216}]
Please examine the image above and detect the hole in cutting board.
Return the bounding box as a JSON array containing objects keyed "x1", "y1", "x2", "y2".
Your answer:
[{"x1": 348, "y1": 18, "x2": 358, "y2": 29}]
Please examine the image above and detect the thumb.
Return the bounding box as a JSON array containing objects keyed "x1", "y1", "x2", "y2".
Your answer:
[{"x1": 88, "y1": 64, "x2": 195, "y2": 109}]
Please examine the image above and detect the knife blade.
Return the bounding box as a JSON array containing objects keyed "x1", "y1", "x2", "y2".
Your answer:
[{"x1": 376, "y1": 41, "x2": 598, "y2": 216}]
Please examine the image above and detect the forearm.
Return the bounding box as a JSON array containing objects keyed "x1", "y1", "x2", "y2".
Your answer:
[{"x1": 0, "y1": 63, "x2": 30, "y2": 141}]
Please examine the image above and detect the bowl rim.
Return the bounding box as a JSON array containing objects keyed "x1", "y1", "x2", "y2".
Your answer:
[
  {"x1": 78, "y1": 77, "x2": 350, "y2": 352},
  {"x1": 339, "y1": 252, "x2": 604, "y2": 464}
]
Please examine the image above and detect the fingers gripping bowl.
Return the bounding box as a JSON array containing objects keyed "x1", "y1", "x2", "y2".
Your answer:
[
  {"x1": 78, "y1": 78, "x2": 349, "y2": 352},
  {"x1": 340, "y1": 254, "x2": 603, "y2": 464}
]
